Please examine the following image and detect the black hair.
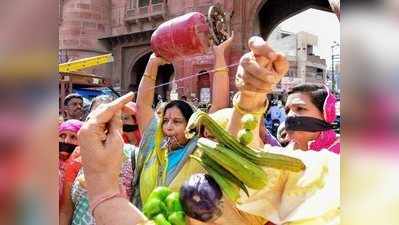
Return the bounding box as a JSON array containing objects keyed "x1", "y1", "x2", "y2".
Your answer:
[
  {"x1": 64, "y1": 93, "x2": 83, "y2": 106},
  {"x1": 163, "y1": 100, "x2": 194, "y2": 123},
  {"x1": 287, "y1": 83, "x2": 327, "y2": 113},
  {"x1": 89, "y1": 95, "x2": 115, "y2": 112}
]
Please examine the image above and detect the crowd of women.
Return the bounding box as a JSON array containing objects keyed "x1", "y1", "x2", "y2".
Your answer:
[{"x1": 58, "y1": 2, "x2": 340, "y2": 224}]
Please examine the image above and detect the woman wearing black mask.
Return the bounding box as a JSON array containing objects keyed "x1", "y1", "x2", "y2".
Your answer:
[
  {"x1": 59, "y1": 119, "x2": 81, "y2": 156},
  {"x1": 59, "y1": 119, "x2": 83, "y2": 225},
  {"x1": 283, "y1": 83, "x2": 340, "y2": 153},
  {"x1": 122, "y1": 102, "x2": 141, "y2": 146}
]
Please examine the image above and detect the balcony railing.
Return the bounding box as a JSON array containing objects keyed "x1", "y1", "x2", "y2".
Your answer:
[{"x1": 125, "y1": 2, "x2": 166, "y2": 24}]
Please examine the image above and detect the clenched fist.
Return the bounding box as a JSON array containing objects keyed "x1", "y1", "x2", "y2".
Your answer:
[{"x1": 235, "y1": 36, "x2": 289, "y2": 94}]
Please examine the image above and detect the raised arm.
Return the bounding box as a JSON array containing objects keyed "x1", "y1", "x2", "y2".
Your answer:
[
  {"x1": 136, "y1": 54, "x2": 169, "y2": 133},
  {"x1": 208, "y1": 32, "x2": 234, "y2": 113},
  {"x1": 228, "y1": 36, "x2": 289, "y2": 147},
  {"x1": 78, "y1": 93, "x2": 148, "y2": 225}
]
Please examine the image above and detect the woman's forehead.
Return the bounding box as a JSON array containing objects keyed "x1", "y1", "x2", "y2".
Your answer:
[
  {"x1": 286, "y1": 92, "x2": 311, "y2": 106},
  {"x1": 164, "y1": 106, "x2": 184, "y2": 118},
  {"x1": 59, "y1": 130, "x2": 77, "y2": 135}
]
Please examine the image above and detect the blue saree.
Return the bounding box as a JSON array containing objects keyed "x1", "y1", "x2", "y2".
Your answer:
[{"x1": 131, "y1": 116, "x2": 198, "y2": 209}]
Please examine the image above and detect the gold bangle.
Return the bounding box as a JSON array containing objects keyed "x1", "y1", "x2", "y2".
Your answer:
[
  {"x1": 143, "y1": 73, "x2": 156, "y2": 81},
  {"x1": 214, "y1": 67, "x2": 228, "y2": 73},
  {"x1": 232, "y1": 92, "x2": 267, "y2": 116}
]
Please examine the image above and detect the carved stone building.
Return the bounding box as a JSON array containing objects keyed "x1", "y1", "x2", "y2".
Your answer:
[{"x1": 59, "y1": 0, "x2": 332, "y2": 102}]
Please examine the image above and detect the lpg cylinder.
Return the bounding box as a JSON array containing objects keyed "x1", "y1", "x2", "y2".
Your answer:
[{"x1": 150, "y1": 12, "x2": 211, "y2": 61}]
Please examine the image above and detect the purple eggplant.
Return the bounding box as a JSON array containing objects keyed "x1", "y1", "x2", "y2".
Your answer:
[{"x1": 179, "y1": 173, "x2": 223, "y2": 222}]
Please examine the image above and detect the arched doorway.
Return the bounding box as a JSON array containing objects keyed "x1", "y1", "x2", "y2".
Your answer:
[
  {"x1": 197, "y1": 70, "x2": 211, "y2": 104},
  {"x1": 255, "y1": 0, "x2": 332, "y2": 39},
  {"x1": 130, "y1": 52, "x2": 174, "y2": 106},
  {"x1": 258, "y1": 2, "x2": 339, "y2": 93}
]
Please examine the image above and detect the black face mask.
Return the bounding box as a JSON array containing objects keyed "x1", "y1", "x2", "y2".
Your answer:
[
  {"x1": 123, "y1": 124, "x2": 139, "y2": 132},
  {"x1": 59, "y1": 142, "x2": 77, "y2": 154},
  {"x1": 285, "y1": 116, "x2": 335, "y2": 132}
]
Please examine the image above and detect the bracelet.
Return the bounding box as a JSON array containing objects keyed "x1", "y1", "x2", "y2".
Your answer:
[
  {"x1": 232, "y1": 92, "x2": 267, "y2": 116},
  {"x1": 90, "y1": 191, "x2": 126, "y2": 215},
  {"x1": 214, "y1": 67, "x2": 228, "y2": 73},
  {"x1": 143, "y1": 73, "x2": 156, "y2": 82}
]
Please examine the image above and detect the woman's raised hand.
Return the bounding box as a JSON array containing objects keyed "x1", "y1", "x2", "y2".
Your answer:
[
  {"x1": 78, "y1": 92, "x2": 134, "y2": 196},
  {"x1": 148, "y1": 53, "x2": 170, "y2": 67},
  {"x1": 235, "y1": 36, "x2": 289, "y2": 94},
  {"x1": 213, "y1": 31, "x2": 235, "y2": 57}
]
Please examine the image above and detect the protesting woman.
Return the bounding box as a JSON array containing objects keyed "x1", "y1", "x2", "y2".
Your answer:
[
  {"x1": 226, "y1": 36, "x2": 340, "y2": 225},
  {"x1": 283, "y1": 83, "x2": 340, "y2": 153},
  {"x1": 132, "y1": 33, "x2": 234, "y2": 208},
  {"x1": 69, "y1": 33, "x2": 234, "y2": 225}
]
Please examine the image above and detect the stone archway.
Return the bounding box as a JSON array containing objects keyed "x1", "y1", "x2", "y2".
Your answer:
[
  {"x1": 128, "y1": 51, "x2": 151, "y2": 92},
  {"x1": 248, "y1": 0, "x2": 337, "y2": 92},
  {"x1": 248, "y1": 0, "x2": 332, "y2": 40},
  {"x1": 129, "y1": 52, "x2": 175, "y2": 105}
]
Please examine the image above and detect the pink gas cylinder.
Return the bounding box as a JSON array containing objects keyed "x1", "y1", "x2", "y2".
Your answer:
[{"x1": 151, "y1": 12, "x2": 210, "y2": 61}]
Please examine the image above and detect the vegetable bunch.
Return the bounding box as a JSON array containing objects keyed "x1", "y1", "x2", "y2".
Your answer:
[
  {"x1": 185, "y1": 110, "x2": 306, "y2": 202},
  {"x1": 143, "y1": 186, "x2": 186, "y2": 225}
]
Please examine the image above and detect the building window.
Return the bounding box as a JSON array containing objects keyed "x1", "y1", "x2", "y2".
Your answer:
[
  {"x1": 138, "y1": 0, "x2": 149, "y2": 7},
  {"x1": 135, "y1": 0, "x2": 163, "y2": 7},
  {"x1": 200, "y1": 88, "x2": 211, "y2": 104},
  {"x1": 315, "y1": 68, "x2": 323, "y2": 79},
  {"x1": 197, "y1": 70, "x2": 210, "y2": 102},
  {"x1": 307, "y1": 45, "x2": 313, "y2": 55}
]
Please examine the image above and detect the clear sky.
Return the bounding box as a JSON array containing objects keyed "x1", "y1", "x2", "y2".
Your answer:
[{"x1": 277, "y1": 8, "x2": 340, "y2": 69}]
